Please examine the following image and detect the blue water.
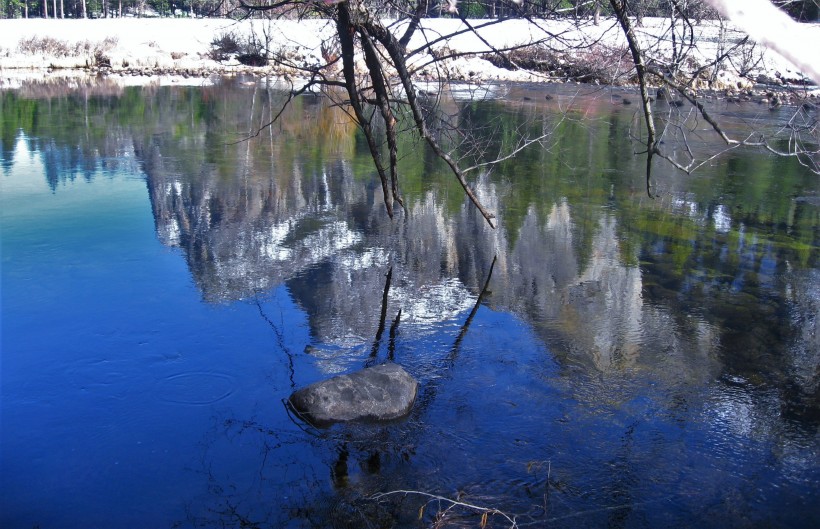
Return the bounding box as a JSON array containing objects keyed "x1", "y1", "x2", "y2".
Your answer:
[
  {"x1": 2, "y1": 141, "x2": 298, "y2": 526},
  {"x1": 2, "y1": 83, "x2": 819, "y2": 528}
]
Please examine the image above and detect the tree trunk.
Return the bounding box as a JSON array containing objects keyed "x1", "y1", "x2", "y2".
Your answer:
[
  {"x1": 609, "y1": 0, "x2": 657, "y2": 194},
  {"x1": 43, "y1": 0, "x2": 48, "y2": 19},
  {"x1": 336, "y1": 2, "x2": 395, "y2": 217},
  {"x1": 82, "y1": 0, "x2": 87, "y2": 18}
]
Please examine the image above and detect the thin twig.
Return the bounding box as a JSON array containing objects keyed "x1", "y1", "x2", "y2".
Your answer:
[{"x1": 371, "y1": 489, "x2": 518, "y2": 528}]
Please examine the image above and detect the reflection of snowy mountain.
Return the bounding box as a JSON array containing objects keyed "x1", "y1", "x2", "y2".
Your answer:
[
  {"x1": 136, "y1": 87, "x2": 815, "y2": 409},
  {"x1": 142, "y1": 137, "x2": 483, "y2": 356},
  {"x1": 142, "y1": 135, "x2": 722, "y2": 379}
]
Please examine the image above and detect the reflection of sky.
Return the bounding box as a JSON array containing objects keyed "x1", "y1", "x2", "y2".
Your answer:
[
  {"x1": 1, "y1": 138, "x2": 152, "y2": 273},
  {"x1": 3, "y1": 133, "x2": 137, "y2": 204}
]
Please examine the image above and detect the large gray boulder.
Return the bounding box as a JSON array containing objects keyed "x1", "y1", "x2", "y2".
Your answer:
[{"x1": 289, "y1": 363, "x2": 419, "y2": 427}]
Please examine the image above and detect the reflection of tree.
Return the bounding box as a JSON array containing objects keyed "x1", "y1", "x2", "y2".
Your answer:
[{"x1": 1, "y1": 82, "x2": 160, "y2": 186}]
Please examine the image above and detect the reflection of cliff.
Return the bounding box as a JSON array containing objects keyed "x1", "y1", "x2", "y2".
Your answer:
[
  {"x1": 142, "y1": 104, "x2": 685, "y2": 378},
  {"x1": 557, "y1": 212, "x2": 645, "y2": 370},
  {"x1": 446, "y1": 191, "x2": 722, "y2": 378},
  {"x1": 146, "y1": 151, "x2": 367, "y2": 302},
  {"x1": 144, "y1": 123, "x2": 721, "y2": 383},
  {"x1": 135, "y1": 83, "x2": 817, "y2": 409}
]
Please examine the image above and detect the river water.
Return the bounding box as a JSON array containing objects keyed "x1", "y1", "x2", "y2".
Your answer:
[{"x1": 2, "y1": 77, "x2": 818, "y2": 528}]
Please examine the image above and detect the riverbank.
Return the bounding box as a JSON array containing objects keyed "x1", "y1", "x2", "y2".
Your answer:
[{"x1": 1, "y1": 17, "x2": 818, "y2": 96}]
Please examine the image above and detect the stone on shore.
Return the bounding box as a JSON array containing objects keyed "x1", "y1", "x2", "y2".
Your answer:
[{"x1": 288, "y1": 363, "x2": 419, "y2": 427}]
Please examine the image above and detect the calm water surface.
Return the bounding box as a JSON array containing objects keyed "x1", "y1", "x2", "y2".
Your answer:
[{"x1": 2, "y1": 78, "x2": 818, "y2": 528}]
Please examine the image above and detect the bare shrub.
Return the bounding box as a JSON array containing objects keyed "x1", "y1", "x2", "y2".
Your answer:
[
  {"x1": 484, "y1": 43, "x2": 634, "y2": 85},
  {"x1": 209, "y1": 29, "x2": 271, "y2": 67},
  {"x1": 732, "y1": 40, "x2": 765, "y2": 79},
  {"x1": 18, "y1": 36, "x2": 71, "y2": 56},
  {"x1": 72, "y1": 40, "x2": 94, "y2": 55},
  {"x1": 237, "y1": 53, "x2": 268, "y2": 67},
  {"x1": 320, "y1": 39, "x2": 340, "y2": 66},
  {"x1": 237, "y1": 29, "x2": 271, "y2": 67},
  {"x1": 17, "y1": 35, "x2": 118, "y2": 61},
  {"x1": 92, "y1": 37, "x2": 117, "y2": 68},
  {"x1": 101, "y1": 36, "x2": 118, "y2": 49},
  {"x1": 94, "y1": 50, "x2": 111, "y2": 68},
  {"x1": 209, "y1": 31, "x2": 241, "y2": 61}
]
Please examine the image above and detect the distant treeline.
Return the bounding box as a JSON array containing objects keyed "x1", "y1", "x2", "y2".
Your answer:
[{"x1": 1, "y1": 0, "x2": 817, "y2": 22}]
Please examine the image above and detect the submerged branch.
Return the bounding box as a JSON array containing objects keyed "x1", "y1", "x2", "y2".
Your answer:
[
  {"x1": 450, "y1": 255, "x2": 496, "y2": 360},
  {"x1": 369, "y1": 267, "x2": 393, "y2": 363}
]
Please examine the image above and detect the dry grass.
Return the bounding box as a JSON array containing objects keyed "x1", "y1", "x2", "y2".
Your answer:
[{"x1": 17, "y1": 35, "x2": 118, "y2": 58}]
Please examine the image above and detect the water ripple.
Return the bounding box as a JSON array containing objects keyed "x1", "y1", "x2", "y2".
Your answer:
[{"x1": 156, "y1": 372, "x2": 235, "y2": 405}]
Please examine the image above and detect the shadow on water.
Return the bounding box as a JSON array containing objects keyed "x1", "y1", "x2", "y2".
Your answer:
[{"x1": 1, "y1": 78, "x2": 818, "y2": 528}]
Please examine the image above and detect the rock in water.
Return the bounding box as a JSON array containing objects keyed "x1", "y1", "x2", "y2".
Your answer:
[{"x1": 288, "y1": 363, "x2": 419, "y2": 427}]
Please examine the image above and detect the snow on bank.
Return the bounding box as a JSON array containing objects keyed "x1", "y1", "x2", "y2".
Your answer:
[
  {"x1": 0, "y1": 17, "x2": 817, "y2": 90},
  {"x1": 706, "y1": 0, "x2": 820, "y2": 83}
]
